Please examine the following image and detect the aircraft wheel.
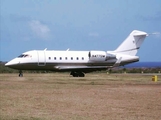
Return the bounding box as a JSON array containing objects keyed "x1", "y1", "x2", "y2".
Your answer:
[
  {"x1": 71, "y1": 71, "x2": 85, "y2": 77},
  {"x1": 72, "y1": 72, "x2": 78, "y2": 77},
  {"x1": 73, "y1": 74, "x2": 78, "y2": 77},
  {"x1": 70, "y1": 72, "x2": 78, "y2": 77},
  {"x1": 19, "y1": 70, "x2": 23, "y2": 77},
  {"x1": 78, "y1": 72, "x2": 85, "y2": 77}
]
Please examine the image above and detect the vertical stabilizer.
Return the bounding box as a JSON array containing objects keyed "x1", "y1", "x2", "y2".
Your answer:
[{"x1": 114, "y1": 30, "x2": 148, "y2": 56}]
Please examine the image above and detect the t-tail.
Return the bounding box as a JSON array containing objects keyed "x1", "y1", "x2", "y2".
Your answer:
[{"x1": 113, "y1": 30, "x2": 148, "y2": 56}]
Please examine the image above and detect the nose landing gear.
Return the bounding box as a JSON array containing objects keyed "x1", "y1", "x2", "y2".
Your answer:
[{"x1": 19, "y1": 70, "x2": 23, "y2": 77}]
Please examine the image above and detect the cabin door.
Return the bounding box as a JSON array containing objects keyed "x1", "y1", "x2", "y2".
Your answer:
[{"x1": 37, "y1": 51, "x2": 46, "y2": 66}]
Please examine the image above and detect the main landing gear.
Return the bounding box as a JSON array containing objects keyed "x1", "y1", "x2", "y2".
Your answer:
[
  {"x1": 19, "y1": 70, "x2": 23, "y2": 77},
  {"x1": 70, "y1": 71, "x2": 85, "y2": 77}
]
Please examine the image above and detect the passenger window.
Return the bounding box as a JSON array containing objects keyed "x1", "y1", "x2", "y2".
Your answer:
[
  {"x1": 54, "y1": 57, "x2": 56, "y2": 60},
  {"x1": 71, "y1": 57, "x2": 73, "y2": 60},
  {"x1": 60, "y1": 57, "x2": 62, "y2": 60},
  {"x1": 76, "y1": 57, "x2": 79, "y2": 60},
  {"x1": 82, "y1": 57, "x2": 84, "y2": 60},
  {"x1": 49, "y1": 57, "x2": 51, "y2": 60},
  {"x1": 65, "y1": 57, "x2": 67, "y2": 60}
]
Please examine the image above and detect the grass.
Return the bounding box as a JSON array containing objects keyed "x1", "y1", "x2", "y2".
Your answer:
[{"x1": 0, "y1": 73, "x2": 161, "y2": 120}]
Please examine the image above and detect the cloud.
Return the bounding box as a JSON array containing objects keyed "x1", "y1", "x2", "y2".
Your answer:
[
  {"x1": 148, "y1": 32, "x2": 161, "y2": 40},
  {"x1": 29, "y1": 20, "x2": 51, "y2": 40},
  {"x1": 151, "y1": 32, "x2": 161, "y2": 38},
  {"x1": 151, "y1": 32, "x2": 160, "y2": 35}
]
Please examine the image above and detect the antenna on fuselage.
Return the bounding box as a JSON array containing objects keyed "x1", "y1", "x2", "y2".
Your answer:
[{"x1": 66, "y1": 48, "x2": 70, "y2": 51}]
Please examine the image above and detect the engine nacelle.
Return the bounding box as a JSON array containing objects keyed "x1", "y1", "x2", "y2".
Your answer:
[
  {"x1": 106, "y1": 53, "x2": 116, "y2": 60},
  {"x1": 88, "y1": 51, "x2": 116, "y2": 61}
]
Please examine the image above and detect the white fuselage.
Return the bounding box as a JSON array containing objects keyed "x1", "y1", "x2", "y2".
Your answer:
[
  {"x1": 5, "y1": 50, "x2": 139, "y2": 72},
  {"x1": 5, "y1": 30, "x2": 148, "y2": 77}
]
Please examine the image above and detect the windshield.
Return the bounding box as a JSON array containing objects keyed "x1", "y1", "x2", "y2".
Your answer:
[{"x1": 18, "y1": 54, "x2": 31, "y2": 58}]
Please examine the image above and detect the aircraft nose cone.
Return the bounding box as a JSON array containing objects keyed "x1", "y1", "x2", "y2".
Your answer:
[
  {"x1": 5, "y1": 61, "x2": 14, "y2": 67},
  {"x1": 5, "y1": 62, "x2": 10, "y2": 66},
  {"x1": 5, "y1": 59, "x2": 19, "y2": 67},
  {"x1": 5, "y1": 62, "x2": 14, "y2": 66}
]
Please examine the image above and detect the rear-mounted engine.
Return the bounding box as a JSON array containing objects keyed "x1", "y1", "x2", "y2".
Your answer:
[{"x1": 88, "y1": 51, "x2": 116, "y2": 61}]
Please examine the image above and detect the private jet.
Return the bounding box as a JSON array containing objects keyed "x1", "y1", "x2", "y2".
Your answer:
[{"x1": 5, "y1": 30, "x2": 148, "y2": 77}]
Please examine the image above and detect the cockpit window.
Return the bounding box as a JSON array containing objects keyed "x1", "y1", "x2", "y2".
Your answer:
[
  {"x1": 18, "y1": 54, "x2": 31, "y2": 58},
  {"x1": 24, "y1": 54, "x2": 30, "y2": 57},
  {"x1": 18, "y1": 54, "x2": 25, "y2": 58}
]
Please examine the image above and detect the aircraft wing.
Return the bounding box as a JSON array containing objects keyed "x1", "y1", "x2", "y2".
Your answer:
[
  {"x1": 55, "y1": 66, "x2": 112, "y2": 70},
  {"x1": 54, "y1": 58, "x2": 122, "y2": 72},
  {"x1": 54, "y1": 65, "x2": 111, "y2": 73}
]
